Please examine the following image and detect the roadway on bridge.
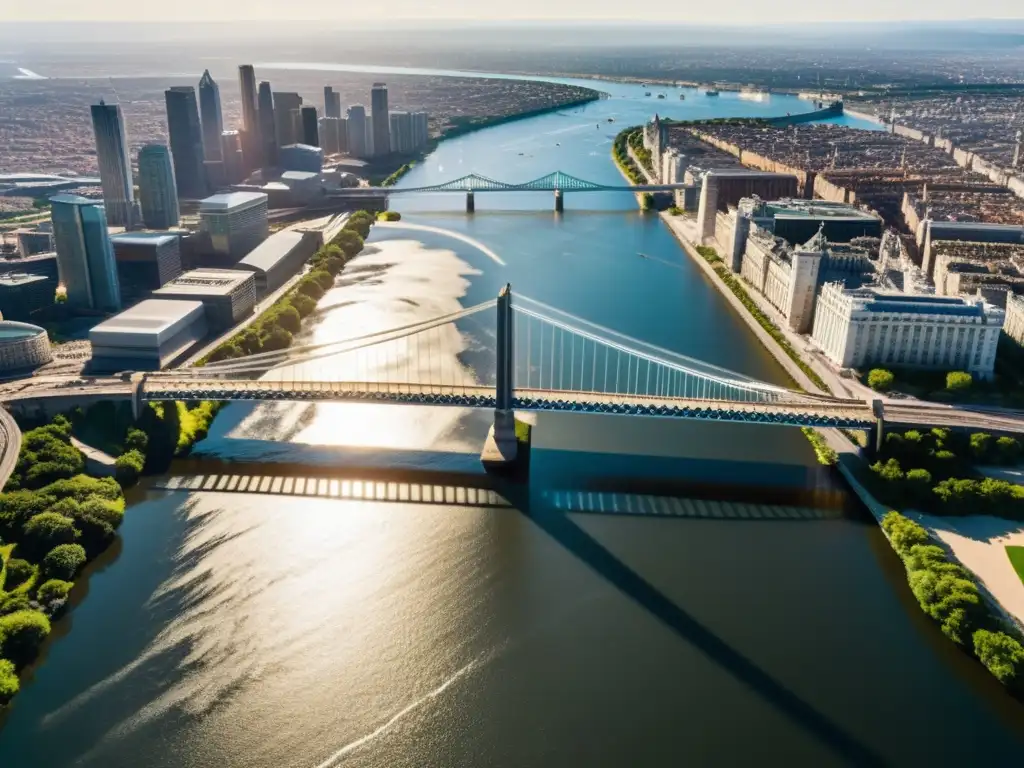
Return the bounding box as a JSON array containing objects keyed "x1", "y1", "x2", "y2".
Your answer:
[{"x1": 0, "y1": 406, "x2": 22, "y2": 491}]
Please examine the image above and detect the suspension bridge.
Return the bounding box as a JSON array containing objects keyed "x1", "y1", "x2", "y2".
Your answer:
[
  {"x1": 329, "y1": 171, "x2": 688, "y2": 212},
  {"x1": 8, "y1": 284, "x2": 1024, "y2": 472}
]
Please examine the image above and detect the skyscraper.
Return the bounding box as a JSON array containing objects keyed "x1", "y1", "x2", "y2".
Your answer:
[
  {"x1": 90, "y1": 101, "x2": 135, "y2": 228},
  {"x1": 221, "y1": 130, "x2": 245, "y2": 184},
  {"x1": 319, "y1": 117, "x2": 341, "y2": 154},
  {"x1": 324, "y1": 86, "x2": 342, "y2": 118},
  {"x1": 370, "y1": 83, "x2": 391, "y2": 157},
  {"x1": 389, "y1": 111, "x2": 414, "y2": 154},
  {"x1": 346, "y1": 104, "x2": 367, "y2": 159},
  {"x1": 51, "y1": 194, "x2": 121, "y2": 312},
  {"x1": 257, "y1": 81, "x2": 278, "y2": 169},
  {"x1": 165, "y1": 86, "x2": 207, "y2": 199},
  {"x1": 412, "y1": 112, "x2": 430, "y2": 149},
  {"x1": 274, "y1": 92, "x2": 303, "y2": 147},
  {"x1": 198, "y1": 70, "x2": 224, "y2": 162},
  {"x1": 137, "y1": 144, "x2": 180, "y2": 229},
  {"x1": 238, "y1": 64, "x2": 261, "y2": 170},
  {"x1": 364, "y1": 116, "x2": 374, "y2": 157},
  {"x1": 301, "y1": 106, "x2": 319, "y2": 147}
]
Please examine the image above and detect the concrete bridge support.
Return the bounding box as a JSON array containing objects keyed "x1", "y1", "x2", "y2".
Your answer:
[
  {"x1": 482, "y1": 283, "x2": 519, "y2": 469},
  {"x1": 554, "y1": 189, "x2": 564, "y2": 213},
  {"x1": 869, "y1": 399, "x2": 886, "y2": 456},
  {"x1": 466, "y1": 191, "x2": 475, "y2": 213}
]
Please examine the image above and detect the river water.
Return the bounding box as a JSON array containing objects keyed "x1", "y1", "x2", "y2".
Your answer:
[{"x1": 3, "y1": 74, "x2": 1024, "y2": 766}]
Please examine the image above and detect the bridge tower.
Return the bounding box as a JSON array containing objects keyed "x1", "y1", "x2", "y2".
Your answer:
[
  {"x1": 466, "y1": 190, "x2": 475, "y2": 213},
  {"x1": 482, "y1": 283, "x2": 518, "y2": 467},
  {"x1": 554, "y1": 189, "x2": 564, "y2": 213}
]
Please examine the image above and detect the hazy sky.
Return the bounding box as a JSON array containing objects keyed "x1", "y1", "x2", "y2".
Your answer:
[{"x1": 2, "y1": 0, "x2": 1022, "y2": 23}]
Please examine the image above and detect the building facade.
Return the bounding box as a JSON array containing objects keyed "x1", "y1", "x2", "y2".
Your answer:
[
  {"x1": 274, "y1": 92, "x2": 303, "y2": 148},
  {"x1": 257, "y1": 81, "x2": 279, "y2": 170},
  {"x1": 165, "y1": 86, "x2": 208, "y2": 199},
  {"x1": 198, "y1": 70, "x2": 224, "y2": 163},
  {"x1": 740, "y1": 229, "x2": 824, "y2": 333},
  {"x1": 199, "y1": 192, "x2": 269, "y2": 262},
  {"x1": 324, "y1": 86, "x2": 342, "y2": 118},
  {"x1": 278, "y1": 144, "x2": 324, "y2": 174},
  {"x1": 238, "y1": 64, "x2": 261, "y2": 171},
  {"x1": 90, "y1": 101, "x2": 135, "y2": 227},
  {"x1": 345, "y1": 105, "x2": 367, "y2": 158},
  {"x1": 301, "y1": 106, "x2": 320, "y2": 147},
  {"x1": 0, "y1": 321, "x2": 52, "y2": 371},
  {"x1": 370, "y1": 83, "x2": 391, "y2": 158},
  {"x1": 0, "y1": 274, "x2": 52, "y2": 322},
  {"x1": 110, "y1": 232, "x2": 183, "y2": 302},
  {"x1": 221, "y1": 130, "x2": 245, "y2": 183},
  {"x1": 153, "y1": 268, "x2": 256, "y2": 330},
  {"x1": 137, "y1": 144, "x2": 180, "y2": 229},
  {"x1": 389, "y1": 111, "x2": 414, "y2": 154},
  {"x1": 319, "y1": 117, "x2": 341, "y2": 155},
  {"x1": 811, "y1": 284, "x2": 1004, "y2": 378},
  {"x1": 90, "y1": 299, "x2": 208, "y2": 371},
  {"x1": 50, "y1": 194, "x2": 121, "y2": 312},
  {"x1": 1003, "y1": 293, "x2": 1024, "y2": 347}
]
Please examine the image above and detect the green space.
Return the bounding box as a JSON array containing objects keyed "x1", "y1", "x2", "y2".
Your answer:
[
  {"x1": 865, "y1": 427, "x2": 1024, "y2": 519},
  {"x1": 381, "y1": 163, "x2": 415, "y2": 187},
  {"x1": 611, "y1": 127, "x2": 647, "y2": 186},
  {"x1": 802, "y1": 427, "x2": 838, "y2": 466},
  {"x1": 1007, "y1": 546, "x2": 1024, "y2": 586},
  {"x1": 692, "y1": 246, "x2": 828, "y2": 393},
  {"x1": 882, "y1": 512, "x2": 1024, "y2": 696},
  {"x1": 201, "y1": 211, "x2": 374, "y2": 365},
  {"x1": 377, "y1": 211, "x2": 402, "y2": 222}
]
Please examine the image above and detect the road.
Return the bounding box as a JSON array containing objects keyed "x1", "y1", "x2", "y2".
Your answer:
[{"x1": 0, "y1": 406, "x2": 22, "y2": 490}]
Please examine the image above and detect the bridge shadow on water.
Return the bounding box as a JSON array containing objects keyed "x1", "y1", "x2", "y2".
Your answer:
[{"x1": 160, "y1": 441, "x2": 883, "y2": 763}]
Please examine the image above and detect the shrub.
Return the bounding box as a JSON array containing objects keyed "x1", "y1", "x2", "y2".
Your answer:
[
  {"x1": 0, "y1": 490, "x2": 55, "y2": 538},
  {"x1": 946, "y1": 371, "x2": 973, "y2": 392},
  {"x1": 3, "y1": 558, "x2": 33, "y2": 590},
  {"x1": 310, "y1": 270, "x2": 335, "y2": 291},
  {"x1": 867, "y1": 369, "x2": 895, "y2": 391},
  {"x1": 323, "y1": 256, "x2": 344, "y2": 276},
  {"x1": 0, "y1": 659, "x2": 18, "y2": 705},
  {"x1": 969, "y1": 433, "x2": 992, "y2": 463},
  {"x1": 881, "y1": 511, "x2": 931, "y2": 556},
  {"x1": 801, "y1": 427, "x2": 837, "y2": 466},
  {"x1": 908, "y1": 568, "x2": 983, "y2": 646},
  {"x1": 905, "y1": 468, "x2": 933, "y2": 504},
  {"x1": 973, "y1": 630, "x2": 1024, "y2": 690},
  {"x1": 41, "y1": 476, "x2": 122, "y2": 504},
  {"x1": 261, "y1": 327, "x2": 293, "y2": 352},
  {"x1": 378, "y1": 210, "x2": 401, "y2": 221},
  {"x1": 0, "y1": 609, "x2": 51, "y2": 667},
  {"x1": 124, "y1": 427, "x2": 149, "y2": 452},
  {"x1": 42, "y1": 543, "x2": 87, "y2": 581},
  {"x1": 996, "y1": 436, "x2": 1022, "y2": 466},
  {"x1": 290, "y1": 293, "x2": 317, "y2": 318},
  {"x1": 115, "y1": 449, "x2": 145, "y2": 487},
  {"x1": 0, "y1": 595, "x2": 31, "y2": 616},
  {"x1": 297, "y1": 279, "x2": 325, "y2": 301},
  {"x1": 331, "y1": 230, "x2": 364, "y2": 259},
  {"x1": 36, "y1": 579, "x2": 73, "y2": 604},
  {"x1": 22, "y1": 512, "x2": 77, "y2": 558},
  {"x1": 79, "y1": 495, "x2": 125, "y2": 529}
]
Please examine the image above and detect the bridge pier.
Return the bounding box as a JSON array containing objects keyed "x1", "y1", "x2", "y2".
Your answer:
[
  {"x1": 554, "y1": 189, "x2": 564, "y2": 213},
  {"x1": 482, "y1": 284, "x2": 522, "y2": 471},
  {"x1": 466, "y1": 191, "x2": 475, "y2": 213},
  {"x1": 869, "y1": 398, "x2": 886, "y2": 457}
]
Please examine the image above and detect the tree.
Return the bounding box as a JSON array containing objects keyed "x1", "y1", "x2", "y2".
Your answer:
[
  {"x1": 261, "y1": 327, "x2": 293, "y2": 352},
  {"x1": 345, "y1": 214, "x2": 372, "y2": 240},
  {"x1": 867, "y1": 368, "x2": 895, "y2": 392},
  {"x1": 323, "y1": 256, "x2": 344, "y2": 276},
  {"x1": 290, "y1": 293, "x2": 317, "y2": 318},
  {"x1": 378, "y1": 211, "x2": 401, "y2": 222},
  {"x1": 0, "y1": 610, "x2": 51, "y2": 667},
  {"x1": 969, "y1": 433, "x2": 992, "y2": 463},
  {"x1": 331, "y1": 230, "x2": 364, "y2": 259},
  {"x1": 973, "y1": 630, "x2": 1024, "y2": 690},
  {"x1": 0, "y1": 595, "x2": 31, "y2": 616},
  {"x1": 0, "y1": 659, "x2": 18, "y2": 705},
  {"x1": 3, "y1": 558, "x2": 33, "y2": 590},
  {"x1": 37, "y1": 579, "x2": 73, "y2": 604},
  {"x1": 297, "y1": 279, "x2": 325, "y2": 301},
  {"x1": 946, "y1": 371, "x2": 973, "y2": 392},
  {"x1": 79, "y1": 496, "x2": 125, "y2": 529},
  {"x1": 22, "y1": 512, "x2": 77, "y2": 558},
  {"x1": 42, "y1": 543, "x2": 87, "y2": 580},
  {"x1": 996, "y1": 436, "x2": 1022, "y2": 466},
  {"x1": 237, "y1": 328, "x2": 263, "y2": 356},
  {"x1": 273, "y1": 305, "x2": 302, "y2": 334},
  {"x1": 905, "y1": 469, "x2": 933, "y2": 504},
  {"x1": 124, "y1": 428, "x2": 149, "y2": 453},
  {"x1": 0, "y1": 490, "x2": 56, "y2": 539},
  {"x1": 310, "y1": 270, "x2": 335, "y2": 291}
]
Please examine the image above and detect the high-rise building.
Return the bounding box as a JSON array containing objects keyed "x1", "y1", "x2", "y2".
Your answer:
[
  {"x1": 319, "y1": 117, "x2": 341, "y2": 154},
  {"x1": 221, "y1": 130, "x2": 245, "y2": 184},
  {"x1": 274, "y1": 92, "x2": 303, "y2": 147},
  {"x1": 324, "y1": 86, "x2": 342, "y2": 118},
  {"x1": 198, "y1": 70, "x2": 224, "y2": 161},
  {"x1": 199, "y1": 192, "x2": 269, "y2": 261},
  {"x1": 90, "y1": 101, "x2": 135, "y2": 228},
  {"x1": 165, "y1": 86, "x2": 208, "y2": 199},
  {"x1": 50, "y1": 194, "x2": 121, "y2": 311},
  {"x1": 238, "y1": 64, "x2": 261, "y2": 170},
  {"x1": 137, "y1": 144, "x2": 180, "y2": 229},
  {"x1": 346, "y1": 105, "x2": 367, "y2": 159},
  {"x1": 389, "y1": 111, "x2": 414, "y2": 154},
  {"x1": 337, "y1": 117, "x2": 349, "y2": 153},
  {"x1": 411, "y1": 111, "x2": 430, "y2": 149},
  {"x1": 370, "y1": 83, "x2": 391, "y2": 157},
  {"x1": 365, "y1": 116, "x2": 375, "y2": 157},
  {"x1": 301, "y1": 106, "x2": 320, "y2": 147},
  {"x1": 257, "y1": 81, "x2": 278, "y2": 169}
]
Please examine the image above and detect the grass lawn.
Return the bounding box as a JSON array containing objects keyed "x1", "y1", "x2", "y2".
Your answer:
[{"x1": 1007, "y1": 546, "x2": 1024, "y2": 585}]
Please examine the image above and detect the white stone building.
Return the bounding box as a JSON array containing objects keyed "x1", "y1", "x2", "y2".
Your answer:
[
  {"x1": 1004, "y1": 293, "x2": 1024, "y2": 347},
  {"x1": 811, "y1": 283, "x2": 1004, "y2": 379},
  {"x1": 739, "y1": 228, "x2": 824, "y2": 333}
]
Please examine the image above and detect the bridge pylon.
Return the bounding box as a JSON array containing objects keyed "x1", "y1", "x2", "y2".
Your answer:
[
  {"x1": 554, "y1": 189, "x2": 564, "y2": 213},
  {"x1": 482, "y1": 283, "x2": 518, "y2": 468},
  {"x1": 466, "y1": 191, "x2": 475, "y2": 213}
]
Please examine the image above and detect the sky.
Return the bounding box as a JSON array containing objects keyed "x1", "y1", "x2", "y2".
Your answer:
[{"x1": 1, "y1": 0, "x2": 1022, "y2": 23}]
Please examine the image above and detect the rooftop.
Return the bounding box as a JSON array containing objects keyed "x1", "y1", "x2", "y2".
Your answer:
[
  {"x1": 0, "y1": 273, "x2": 49, "y2": 287},
  {"x1": 110, "y1": 232, "x2": 179, "y2": 247},
  {"x1": 49, "y1": 193, "x2": 102, "y2": 207},
  {"x1": 846, "y1": 288, "x2": 992, "y2": 318},
  {"x1": 154, "y1": 268, "x2": 254, "y2": 297},
  {"x1": 90, "y1": 299, "x2": 205, "y2": 335},
  {"x1": 0, "y1": 320, "x2": 46, "y2": 341},
  {"x1": 199, "y1": 191, "x2": 268, "y2": 211},
  {"x1": 281, "y1": 171, "x2": 319, "y2": 182},
  {"x1": 235, "y1": 231, "x2": 306, "y2": 274}
]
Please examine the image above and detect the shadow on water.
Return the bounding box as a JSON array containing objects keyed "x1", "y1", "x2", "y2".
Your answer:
[{"x1": 499, "y1": 480, "x2": 888, "y2": 767}]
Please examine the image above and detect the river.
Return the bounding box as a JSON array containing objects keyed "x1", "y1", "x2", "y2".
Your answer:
[{"x1": 3, "y1": 72, "x2": 1024, "y2": 767}]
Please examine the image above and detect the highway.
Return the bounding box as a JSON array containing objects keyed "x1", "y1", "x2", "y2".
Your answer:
[{"x1": 0, "y1": 406, "x2": 22, "y2": 490}]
